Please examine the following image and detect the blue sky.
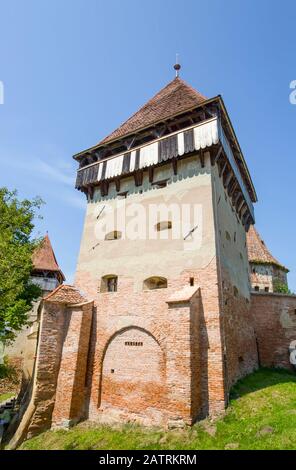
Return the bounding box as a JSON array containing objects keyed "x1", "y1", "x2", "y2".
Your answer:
[{"x1": 0, "y1": 0, "x2": 295, "y2": 288}]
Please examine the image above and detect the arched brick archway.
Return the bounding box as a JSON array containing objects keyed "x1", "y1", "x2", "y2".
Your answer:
[{"x1": 100, "y1": 326, "x2": 166, "y2": 417}]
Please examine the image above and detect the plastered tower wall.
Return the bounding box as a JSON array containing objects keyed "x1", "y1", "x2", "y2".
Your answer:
[
  {"x1": 75, "y1": 152, "x2": 227, "y2": 425},
  {"x1": 211, "y1": 167, "x2": 258, "y2": 391}
]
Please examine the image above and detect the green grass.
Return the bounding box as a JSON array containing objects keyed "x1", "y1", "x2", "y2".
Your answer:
[
  {"x1": 0, "y1": 392, "x2": 14, "y2": 403},
  {"x1": 21, "y1": 368, "x2": 296, "y2": 450}
]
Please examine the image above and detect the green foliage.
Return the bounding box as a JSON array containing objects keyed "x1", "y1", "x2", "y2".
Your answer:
[
  {"x1": 273, "y1": 280, "x2": 292, "y2": 295},
  {"x1": 21, "y1": 369, "x2": 296, "y2": 450},
  {"x1": 0, "y1": 188, "x2": 43, "y2": 341},
  {"x1": 0, "y1": 393, "x2": 14, "y2": 403}
]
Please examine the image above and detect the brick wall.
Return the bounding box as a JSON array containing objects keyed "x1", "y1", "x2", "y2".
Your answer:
[
  {"x1": 27, "y1": 301, "x2": 66, "y2": 438},
  {"x1": 52, "y1": 302, "x2": 93, "y2": 428},
  {"x1": 75, "y1": 256, "x2": 228, "y2": 426},
  {"x1": 26, "y1": 298, "x2": 93, "y2": 437},
  {"x1": 251, "y1": 292, "x2": 296, "y2": 369},
  {"x1": 221, "y1": 272, "x2": 258, "y2": 390}
]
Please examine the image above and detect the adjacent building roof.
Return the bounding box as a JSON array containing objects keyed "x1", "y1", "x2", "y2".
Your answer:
[
  {"x1": 167, "y1": 285, "x2": 200, "y2": 303},
  {"x1": 247, "y1": 225, "x2": 288, "y2": 272},
  {"x1": 32, "y1": 234, "x2": 65, "y2": 280},
  {"x1": 99, "y1": 77, "x2": 207, "y2": 145},
  {"x1": 44, "y1": 284, "x2": 89, "y2": 304}
]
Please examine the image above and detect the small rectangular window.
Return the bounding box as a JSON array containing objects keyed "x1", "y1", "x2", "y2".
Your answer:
[
  {"x1": 107, "y1": 277, "x2": 117, "y2": 292},
  {"x1": 190, "y1": 277, "x2": 194, "y2": 286},
  {"x1": 101, "y1": 275, "x2": 118, "y2": 293},
  {"x1": 265, "y1": 287, "x2": 269, "y2": 292}
]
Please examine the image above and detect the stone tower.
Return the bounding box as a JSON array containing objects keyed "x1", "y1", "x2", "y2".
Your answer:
[
  {"x1": 72, "y1": 77, "x2": 259, "y2": 426},
  {"x1": 247, "y1": 225, "x2": 288, "y2": 293},
  {"x1": 31, "y1": 234, "x2": 65, "y2": 292}
]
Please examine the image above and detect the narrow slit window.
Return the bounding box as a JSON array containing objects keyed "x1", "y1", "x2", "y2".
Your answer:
[{"x1": 225, "y1": 231, "x2": 231, "y2": 241}]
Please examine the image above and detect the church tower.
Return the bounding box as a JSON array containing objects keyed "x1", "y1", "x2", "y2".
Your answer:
[
  {"x1": 31, "y1": 234, "x2": 65, "y2": 293},
  {"x1": 247, "y1": 225, "x2": 289, "y2": 293},
  {"x1": 73, "y1": 74, "x2": 259, "y2": 426}
]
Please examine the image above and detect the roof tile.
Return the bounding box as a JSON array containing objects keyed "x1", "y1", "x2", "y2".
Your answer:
[
  {"x1": 247, "y1": 225, "x2": 288, "y2": 271},
  {"x1": 32, "y1": 234, "x2": 65, "y2": 279},
  {"x1": 44, "y1": 284, "x2": 89, "y2": 304},
  {"x1": 99, "y1": 77, "x2": 207, "y2": 145}
]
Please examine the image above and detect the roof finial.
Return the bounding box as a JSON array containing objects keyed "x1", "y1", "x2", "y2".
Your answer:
[{"x1": 174, "y1": 53, "x2": 181, "y2": 78}]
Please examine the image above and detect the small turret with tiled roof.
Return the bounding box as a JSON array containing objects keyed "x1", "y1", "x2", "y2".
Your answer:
[
  {"x1": 31, "y1": 234, "x2": 65, "y2": 293},
  {"x1": 247, "y1": 225, "x2": 288, "y2": 293}
]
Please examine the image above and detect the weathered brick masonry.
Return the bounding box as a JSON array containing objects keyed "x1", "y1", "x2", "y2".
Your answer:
[
  {"x1": 251, "y1": 292, "x2": 296, "y2": 370},
  {"x1": 26, "y1": 286, "x2": 93, "y2": 437},
  {"x1": 14, "y1": 76, "x2": 296, "y2": 441}
]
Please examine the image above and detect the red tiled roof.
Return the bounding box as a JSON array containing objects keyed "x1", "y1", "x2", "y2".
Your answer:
[
  {"x1": 247, "y1": 225, "x2": 288, "y2": 271},
  {"x1": 44, "y1": 284, "x2": 89, "y2": 304},
  {"x1": 99, "y1": 77, "x2": 207, "y2": 145},
  {"x1": 32, "y1": 234, "x2": 65, "y2": 280}
]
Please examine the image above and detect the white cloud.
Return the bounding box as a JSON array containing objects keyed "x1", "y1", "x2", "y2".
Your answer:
[
  {"x1": 35, "y1": 160, "x2": 74, "y2": 186},
  {"x1": 0, "y1": 147, "x2": 87, "y2": 211}
]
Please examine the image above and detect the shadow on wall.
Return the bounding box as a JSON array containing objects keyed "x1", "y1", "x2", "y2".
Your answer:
[
  {"x1": 91, "y1": 163, "x2": 211, "y2": 204},
  {"x1": 84, "y1": 306, "x2": 97, "y2": 416}
]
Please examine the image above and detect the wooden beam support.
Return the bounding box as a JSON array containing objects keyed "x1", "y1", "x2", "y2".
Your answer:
[
  {"x1": 237, "y1": 198, "x2": 245, "y2": 214},
  {"x1": 100, "y1": 181, "x2": 109, "y2": 197},
  {"x1": 219, "y1": 160, "x2": 227, "y2": 178},
  {"x1": 242, "y1": 210, "x2": 249, "y2": 227},
  {"x1": 211, "y1": 145, "x2": 223, "y2": 166},
  {"x1": 172, "y1": 158, "x2": 178, "y2": 176},
  {"x1": 115, "y1": 178, "x2": 121, "y2": 192},
  {"x1": 200, "y1": 150, "x2": 205, "y2": 168},
  {"x1": 123, "y1": 136, "x2": 136, "y2": 151},
  {"x1": 134, "y1": 170, "x2": 143, "y2": 187},
  {"x1": 228, "y1": 181, "x2": 238, "y2": 198},
  {"x1": 151, "y1": 125, "x2": 166, "y2": 139},
  {"x1": 148, "y1": 166, "x2": 154, "y2": 183},
  {"x1": 87, "y1": 186, "x2": 94, "y2": 201},
  {"x1": 240, "y1": 204, "x2": 248, "y2": 221},
  {"x1": 233, "y1": 191, "x2": 241, "y2": 207},
  {"x1": 223, "y1": 171, "x2": 233, "y2": 189}
]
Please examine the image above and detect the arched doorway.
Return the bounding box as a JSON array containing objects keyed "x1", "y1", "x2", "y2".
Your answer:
[{"x1": 100, "y1": 327, "x2": 165, "y2": 416}]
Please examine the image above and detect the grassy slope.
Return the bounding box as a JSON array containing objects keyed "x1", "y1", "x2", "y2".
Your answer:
[
  {"x1": 21, "y1": 368, "x2": 296, "y2": 450},
  {"x1": 0, "y1": 392, "x2": 14, "y2": 403}
]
